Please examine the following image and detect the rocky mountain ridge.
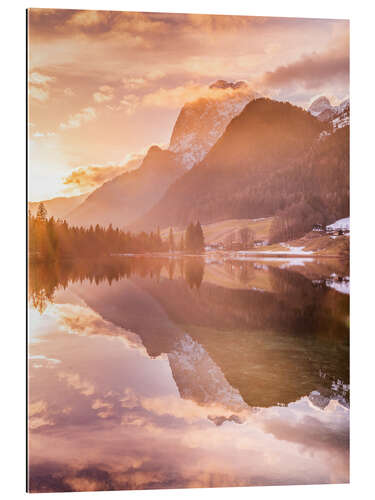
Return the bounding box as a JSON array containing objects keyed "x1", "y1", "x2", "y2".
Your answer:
[
  {"x1": 135, "y1": 98, "x2": 333, "y2": 231},
  {"x1": 169, "y1": 80, "x2": 257, "y2": 169},
  {"x1": 309, "y1": 96, "x2": 350, "y2": 130}
]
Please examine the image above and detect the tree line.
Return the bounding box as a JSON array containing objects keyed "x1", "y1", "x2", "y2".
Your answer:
[
  {"x1": 29, "y1": 203, "x2": 167, "y2": 260},
  {"x1": 29, "y1": 203, "x2": 205, "y2": 261}
]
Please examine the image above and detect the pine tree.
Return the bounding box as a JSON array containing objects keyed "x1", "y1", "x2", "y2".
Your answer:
[
  {"x1": 184, "y1": 221, "x2": 204, "y2": 252},
  {"x1": 185, "y1": 223, "x2": 194, "y2": 251},
  {"x1": 156, "y1": 226, "x2": 162, "y2": 248},
  {"x1": 168, "y1": 227, "x2": 175, "y2": 251},
  {"x1": 179, "y1": 234, "x2": 185, "y2": 251},
  {"x1": 195, "y1": 221, "x2": 205, "y2": 252},
  {"x1": 36, "y1": 202, "x2": 47, "y2": 222}
]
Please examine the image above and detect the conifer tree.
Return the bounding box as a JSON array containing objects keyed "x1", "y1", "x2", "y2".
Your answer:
[
  {"x1": 168, "y1": 227, "x2": 175, "y2": 251},
  {"x1": 185, "y1": 223, "x2": 194, "y2": 251},
  {"x1": 36, "y1": 202, "x2": 47, "y2": 222},
  {"x1": 179, "y1": 234, "x2": 185, "y2": 251},
  {"x1": 195, "y1": 221, "x2": 205, "y2": 252}
]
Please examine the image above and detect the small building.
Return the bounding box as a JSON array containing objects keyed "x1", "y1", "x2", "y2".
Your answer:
[
  {"x1": 254, "y1": 240, "x2": 265, "y2": 247},
  {"x1": 312, "y1": 224, "x2": 326, "y2": 232}
]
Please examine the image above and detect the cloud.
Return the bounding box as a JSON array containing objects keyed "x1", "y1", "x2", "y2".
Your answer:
[
  {"x1": 259, "y1": 45, "x2": 349, "y2": 91},
  {"x1": 122, "y1": 77, "x2": 147, "y2": 90},
  {"x1": 141, "y1": 81, "x2": 253, "y2": 109},
  {"x1": 118, "y1": 94, "x2": 140, "y2": 115},
  {"x1": 29, "y1": 400, "x2": 55, "y2": 429},
  {"x1": 122, "y1": 71, "x2": 165, "y2": 91},
  {"x1": 63, "y1": 87, "x2": 75, "y2": 96},
  {"x1": 33, "y1": 131, "x2": 57, "y2": 138},
  {"x1": 147, "y1": 69, "x2": 165, "y2": 80},
  {"x1": 185, "y1": 13, "x2": 265, "y2": 33},
  {"x1": 29, "y1": 71, "x2": 56, "y2": 102},
  {"x1": 261, "y1": 412, "x2": 349, "y2": 454},
  {"x1": 93, "y1": 85, "x2": 114, "y2": 103},
  {"x1": 66, "y1": 10, "x2": 103, "y2": 28},
  {"x1": 91, "y1": 399, "x2": 114, "y2": 419},
  {"x1": 50, "y1": 303, "x2": 146, "y2": 354},
  {"x1": 28, "y1": 9, "x2": 274, "y2": 44},
  {"x1": 58, "y1": 371, "x2": 95, "y2": 396},
  {"x1": 29, "y1": 71, "x2": 55, "y2": 85},
  {"x1": 62, "y1": 155, "x2": 143, "y2": 193},
  {"x1": 29, "y1": 400, "x2": 48, "y2": 417},
  {"x1": 63, "y1": 165, "x2": 131, "y2": 190},
  {"x1": 28, "y1": 9, "x2": 166, "y2": 45},
  {"x1": 59, "y1": 107, "x2": 96, "y2": 129},
  {"x1": 29, "y1": 86, "x2": 50, "y2": 102}
]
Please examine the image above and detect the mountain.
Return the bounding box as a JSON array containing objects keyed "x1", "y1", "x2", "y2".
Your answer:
[
  {"x1": 68, "y1": 80, "x2": 256, "y2": 228},
  {"x1": 331, "y1": 100, "x2": 350, "y2": 130},
  {"x1": 309, "y1": 96, "x2": 350, "y2": 130},
  {"x1": 68, "y1": 146, "x2": 183, "y2": 228},
  {"x1": 309, "y1": 96, "x2": 333, "y2": 116},
  {"x1": 135, "y1": 98, "x2": 345, "y2": 234},
  {"x1": 169, "y1": 80, "x2": 257, "y2": 169},
  {"x1": 28, "y1": 193, "x2": 88, "y2": 219}
]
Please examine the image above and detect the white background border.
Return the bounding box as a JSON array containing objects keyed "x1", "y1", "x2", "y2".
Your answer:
[{"x1": 1, "y1": 0, "x2": 374, "y2": 498}]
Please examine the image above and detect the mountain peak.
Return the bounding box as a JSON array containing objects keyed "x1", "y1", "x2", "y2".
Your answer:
[
  {"x1": 137, "y1": 98, "x2": 327, "y2": 231},
  {"x1": 169, "y1": 81, "x2": 255, "y2": 169},
  {"x1": 147, "y1": 145, "x2": 163, "y2": 155},
  {"x1": 309, "y1": 96, "x2": 332, "y2": 115}
]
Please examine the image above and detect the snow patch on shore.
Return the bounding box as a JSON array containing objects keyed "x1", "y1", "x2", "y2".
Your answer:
[
  {"x1": 280, "y1": 243, "x2": 314, "y2": 255},
  {"x1": 327, "y1": 217, "x2": 350, "y2": 232}
]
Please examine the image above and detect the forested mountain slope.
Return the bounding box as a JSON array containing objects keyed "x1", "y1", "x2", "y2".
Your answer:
[{"x1": 135, "y1": 99, "x2": 348, "y2": 238}]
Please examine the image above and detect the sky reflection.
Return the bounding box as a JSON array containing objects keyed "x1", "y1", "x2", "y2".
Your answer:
[{"x1": 28, "y1": 259, "x2": 349, "y2": 492}]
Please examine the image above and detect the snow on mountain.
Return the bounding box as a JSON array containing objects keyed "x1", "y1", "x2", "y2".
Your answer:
[
  {"x1": 169, "y1": 80, "x2": 258, "y2": 169},
  {"x1": 338, "y1": 98, "x2": 349, "y2": 113},
  {"x1": 309, "y1": 96, "x2": 350, "y2": 131},
  {"x1": 308, "y1": 389, "x2": 349, "y2": 411},
  {"x1": 168, "y1": 334, "x2": 248, "y2": 415},
  {"x1": 309, "y1": 96, "x2": 333, "y2": 116},
  {"x1": 331, "y1": 110, "x2": 350, "y2": 130}
]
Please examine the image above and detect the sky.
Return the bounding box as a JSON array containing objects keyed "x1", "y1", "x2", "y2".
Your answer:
[{"x1": 28, "y1": 9, "x2": 349, "y2": 201}]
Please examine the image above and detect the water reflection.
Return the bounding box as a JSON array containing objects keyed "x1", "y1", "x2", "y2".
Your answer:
[{"x1": 28, "y1": 256, "x2": 349, "y2": 492}]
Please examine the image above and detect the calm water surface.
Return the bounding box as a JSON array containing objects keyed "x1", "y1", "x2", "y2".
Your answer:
[{"x1": 28, "y1": 256, "x2": 349, "y2": 492}]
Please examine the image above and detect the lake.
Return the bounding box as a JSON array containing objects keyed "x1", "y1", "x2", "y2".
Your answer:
[{"x1": 28, "y1": 255, "x2": 349, "y2": 492}]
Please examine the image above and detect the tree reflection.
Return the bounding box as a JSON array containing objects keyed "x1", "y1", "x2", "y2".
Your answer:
[
  {"x1": 184, "y1": 258, "x2": 204, "y2": 289},
  {"x1": 28, "y1": 256, "x2": 206, "y2": 310}
]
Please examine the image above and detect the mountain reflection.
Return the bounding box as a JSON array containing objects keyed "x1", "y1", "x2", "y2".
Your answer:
[
  {"x1": 29, "y1": 256, "x2": 349, "y2": 408},
  {"x1": 28, "y1": 256, "x2": 349, "y2": 491}
]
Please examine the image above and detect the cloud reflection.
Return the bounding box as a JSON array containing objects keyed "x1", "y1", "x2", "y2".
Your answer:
[{"x1": 28, "y1": 261, "x2": 349, "y2": 491}]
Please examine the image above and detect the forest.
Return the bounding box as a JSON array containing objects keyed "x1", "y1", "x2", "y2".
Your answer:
[
  {"x1": 29, "y1": 203, "x2": 205, "y2": 261},
  {"x1": 135, "y1": 99, "x2": 349, "y2": 243}
]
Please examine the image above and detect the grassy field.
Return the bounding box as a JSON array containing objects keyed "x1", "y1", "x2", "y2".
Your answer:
[
  {"x1": 263, "y1": 232, "x2": 349, "y2": 258},
  {"x1": 161, "y1": 217, "x2": 273, "y2": 245},
  {"x1": 160, "y1": 217, "x2": 349, "y2": 261}
]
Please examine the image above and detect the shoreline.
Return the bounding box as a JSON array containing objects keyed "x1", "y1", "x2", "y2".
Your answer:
[{"x1": 111, "y1": 250, "x2": 349, "y2": 260}]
